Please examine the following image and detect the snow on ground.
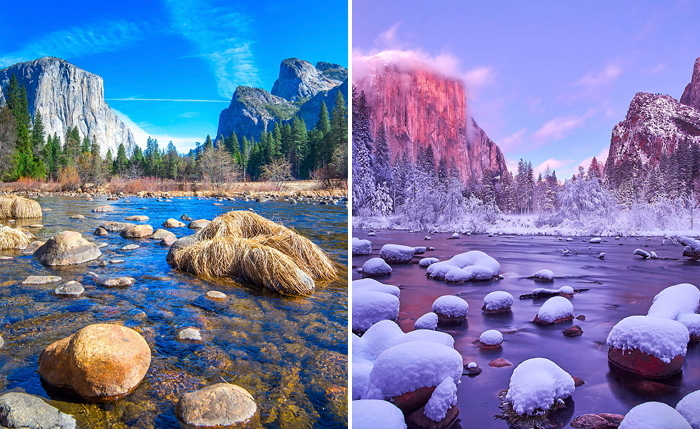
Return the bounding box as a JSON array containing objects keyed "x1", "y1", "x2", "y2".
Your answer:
[
  {"x1": 619, "y1": 401, "x2": 692, "y2": 429},
  {"x1": 536, "y1": 296, "x2": 574, "y2": 323},
  {"x1": 414, "y1": 312, "x2": 438, "y2": 330},
  {"x1": 352, "y1": 280, "x2": 400, "y2": 333},
  {"x1": 359, "y1": 258, "x2": 392, "y2": 276},
  {"x1": 432, "y1": 295, "x2": 469, "y2": 318},
  {"x1": 352, "y1": 399, "x2": 406, "y2": 429},
  {"x1": 479, "y1": 329, "x2": 503, "y2": 346},
  {"x1": 531, "y1": 286, "x2": 574, "y2": 296},
  {"x1": 532, "y1": 269, "x2": 554, "y2": 281},
  {"x1": 379, "y1": 244, "x2": 416, "y2": 264},
  {"x1": 505, "y1": 358, "x2": 575, "y2": 415},
  {"x1": 676, "y1": 390, "x2": 700, "y2": 429},
  {"x1": 353, "y1": 278, "x2": 400, "y2": 297},
  {"x1": 352, "y1": 237, "x2": 373, "y2": 256},
  {"x1": 483, "y1": 291, "x2": 514, "y2": 311},
  {"x1": 647, "y1": 283, "x2": 700, "y2": 320},
  {"x1": 607, "y1": 315, "x2": 689, "y2": 363},
  {"x1": 679, "y1": 314, "x2": 700, "y2": 338},
  {"x1": 426, "y1": 251, "x2": 500, "y2": 281},
  {"x1": 418, "y1": 257, "x2": 440, "y2": 267},
  {"x1": 424, "y1": 377, "x2": 458, "y2": 422}
]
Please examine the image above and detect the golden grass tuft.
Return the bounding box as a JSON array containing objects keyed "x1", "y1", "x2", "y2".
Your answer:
[
  {"x1": 195, "y1": 211, "x2": 336, "y2": 280},
  {"x1": 172, "y1": 236, "x2": 315, "y2": 295},
  {"x1": 0, "y1": 196, "x2": 42, "y2": 219},
  {"x1": 0, "y1": 225, "x2": 31, "y2": 250}
]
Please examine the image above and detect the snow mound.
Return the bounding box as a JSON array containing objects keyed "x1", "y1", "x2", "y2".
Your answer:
[
  {"x1": 607, "y1": 315, "x2": 689, "y2": 363},
  {"x1": 479, "y1": 329, "x2": 503, "y2": 346},
  {"x1": 449, "y1": 232, "x2": 459, "y2": 239},
  {"x1": 414, "y1": 312, "x2": 438, "y2": 330},
  {"x1": 414, "y1": 246, "x2": 427, "y2": 254},
  {"x1": 418, "y1": 257, "x2": 440, "y2": 267},
  {"x1": 533, "y1": 269, "x2": 554, "y2": 281},
  {"x1": 352, "y1": 237, "x2": 372, "y2": 255},
  {"x1": 536, "y1": 296, "x2": 574, "y2": 323},
  {"x1": 379, "y1": 244, "x2": 416, "y2": 264},
  {"x1": 352, "y1": 361, "x2": 373, "y2": 400},
  {"x1": 360, "y1": 258, "x2": 392, "y2": 276},
  {"x1": 590, "y1": 237, "x2": 602, "y2": 243},
  {"x1": 483, "y1": 291, "x2": 513, "y2": 311},
  {"x1": 424, "y1": 377, "x2": 457, "y2": 422},
  {"x1": 505, "y1": 358, "x2": 575, "y2": 415},
  {"x1": 367, "y1": 341, "x2": 463, "y2": 399},
  {"x1": 647, "y1": 283, "x2": 700, "y2": 321},
  {"x1": 677, "y1": 390, "x2": 700, "y2": 429},
  {"x1": 352, "y1": 288, "x2": 400, "y2": 333},
  {"x1": 531, "y1": 286, "x2": 575, "y2": 296},
  {"x1": 619, "y1": 401, "x2": 692, "y2": 429},
  {"x1": 353, "y1": 278, "x2": 400, "y2": 297},
  {"x1": 445, "y1": 265, "x2": 495, "y2": 282},
  {"x1": 678, "y1": 314, "x2": 700, "y2": 338},
  {"x1": 400, "y1": 330, "x2": 455, "y2": 348},
  {"x1": 352, "y1": 399, "x2": 406, "y2": 429},
  {"x1": 432, "y1": 295, "x2": 469, "y2": 318},
  {"x1": 426, "y1": 251, "x2": 500, "y2": 281}
]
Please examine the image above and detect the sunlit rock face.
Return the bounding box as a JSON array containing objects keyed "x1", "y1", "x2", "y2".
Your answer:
[
  {"x1": 0, "y1": 56, "x2": 136, "y2": 155},
  {"x1": 354, "y1": 54, "x2": 507, "y2": 183},
  {"x1": 680, "y1": 57, "x2": 700, "y2": 111}
]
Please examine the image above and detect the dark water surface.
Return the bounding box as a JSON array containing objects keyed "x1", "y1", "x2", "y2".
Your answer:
[
  {"x1": 0, "y1": 195, "x2": 348, "y2": 428},
  {"x1": 352, "y1": 229, "x2": 700, "y2": 429}
]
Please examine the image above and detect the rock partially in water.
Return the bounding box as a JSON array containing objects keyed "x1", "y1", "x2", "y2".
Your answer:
[
  {"x1": 92, "y1": 205, "x2": 115, "y2": 213},
  {"x1": 570, "y1": 413, "x2": 623, "y2": 428},
  {"x1": 38, "y1": 324, "x2": 151, "y2": 402},
  {"x1": 120, "y1": 224, "x2": 153, "y2": 238},
  {"x1": 406, "y1": 404, "x2": 460, "y2": 429},
  {"x1": 69, "y1": 214, "x2": 85, "y2": 219},
  {"x1": 0, "y1": 391, "x2": 76, "y2": 429},
  {"x1": 99, "y1": 221, "x2": 134, "y2": 232},
  {"x1": 206, "y1": 290, "x2": 227, "y2": 300},
  {"x1": 125, "y1": 215, "x2": 149, "y2": 221},
  {"x1": 101, "y1": 277, "x2": 136, "y2": 287},
  {"x1": 151, "y1": 229, "x2": 175, "y2": 240},
  {"x1": 177, "y1": 383, "x2": 257, "y2": 427},
  {"x1": 188, "y1": 219, "x2": 210, "y2": 229},
  {"x1": 21, "y1": 240, "x2": 45, "y2": 254},
  {"x1": 22, "y1": 275, "x2": 62, "y2": 285},
  {"x1": 178, "y1": 328, "x2": 203, "y2": 341},
  {"x1": 181, "y1": 214, "x2": 193, "y2": 221},
  {"x1": 563, "y1": 325, "x2": 584, "y2": 337},
  {"x1": 0, "y1": 335, "x2": 4, "y2": 348},
  {"x1": 121, "y1": 244, "x2": 140, "y2": 251},
  {"x1": 163, "y1": 218, "x2": 185, "y2": 228},
  {"x1": 55, "y1": 281, "x2": 84, "y2": 296},
  {"x1": 489, "y1": 358, "x2": 512, "y2": 368},
  {"x1": 161, "y1": 234, "x2": 177, "y2": 246},
  {"x1": 94, "y1": 227, "x2": 108, "y2": 236},
  {"x1": 34, "y1": 231, "x2": 101, "y2": 266}
]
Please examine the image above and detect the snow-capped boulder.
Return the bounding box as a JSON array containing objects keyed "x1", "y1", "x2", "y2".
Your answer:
[
  {"x1": 360, "y1": 258, "x2": 392, "y2": 277},
  {"x1": 479, "y1": 330, "x2": 503, "y2": 348},
  {"x1": 352, "y1": 281, "x2": 400, "y2": 334},
  {"x1": 647, "y1": 283, "x2": 700, "y2": 321},
  {"x1": 590, "y1": 237, "x2": 602, "y2": 243},
  {"x1": 532, "y1": 269, "x2": 554, "y2": 282},
  {"x1": 426, "y1": 251, "x2": 500, "y2": 282},
  {"x1": 352, "y1": 399, "x2": 406, "y2": 429},
  {"x1": 379, "y1": 244, "x2": 416, "y2": 264},
  {"x1": 505, "y1": 358, "x2": 575, "y2": 415},
  {"x1": 353, "y1": 278, "x2": 400, "y2": 297},
  {"x1": 679, "y1": 314, "x2": 700, "y2": 341},
  {"x1": 607, "y1": 315, "x2": 688, "y2": 378},
  {"x1": 418, "y1": 257, "x2": 439, "y2": 268},
  {"x1": 422, "y1": 377, "x2": 458, "y2": 422},
  {"x1": 449, "y1": 232, "x2": 459, "y2": 239},
  {"x1": 619, "y1": 401, "x2": 692, "y2": 429},
  {"x1": 482, "y1": 291, "x2": 513, "y2": 314},
  {"x1": 414, "y1": 312, "x2": 438, "y2": 330},
  {"x1": 352, "y1": 237, "x2": 372, "y2": 256},
  {"x1": 676, "y1": 390, "x2": 700, "y2": 429},
  {"x1": 533, "y1": 296, "x2": 574, "y2": 325},
  {"x1": 432, "y1": 296, "x2": 469, "y2": 324},
  {"x1": 413, "y1": 246, "x2": 427, "y2": 254}
]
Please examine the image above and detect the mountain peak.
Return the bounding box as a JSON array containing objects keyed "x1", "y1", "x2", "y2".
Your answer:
[
  {"x1": 270, "y1": 58, "x2": 339, "y2": 102},
  {"x1": 680, "y1": 57, "x2": 700, "y2": 111}
]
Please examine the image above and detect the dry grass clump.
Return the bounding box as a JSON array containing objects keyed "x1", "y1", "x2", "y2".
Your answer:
[
  {"x1": 0, "y1": 226, "x2": 31, "y2": 250},
  {"x1": 172, "y1": 236, "x2": 315, "y2": 295},
  {"x1": 196, "y1": 211, "x2": 336, "y2": 280},
  {"x1": 0, "y1": 196, "x2": 42, "y2": 219}
]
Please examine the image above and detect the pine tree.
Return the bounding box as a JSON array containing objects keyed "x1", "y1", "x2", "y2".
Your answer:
[
  {"x1": 328, "y1": 91, "x2": 348, "y2": 177},
  {"x1": 31, "y1": 111, "x2": 45, "y2": 159},
  {"x1": 374, "y1": 122, "x2": 392, "y2": 188},
  {"x1": 352, "y1": 87, "x2": 375, "y2": 215},
  {"x1": 114, "y1": 143, "x2": 129, "y2": 176}
]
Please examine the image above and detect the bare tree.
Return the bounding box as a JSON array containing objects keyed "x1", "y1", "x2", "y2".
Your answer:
[{"x1": 199, "y1": 145, "x2": 238, "y2": 188}]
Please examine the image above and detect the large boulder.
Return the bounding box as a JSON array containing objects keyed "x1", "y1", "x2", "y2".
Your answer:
[
  {"x1": 38, "y1": 324, "x2": 151, "y2": 401},
  {"x1": 177, "y1": 383, "x2": 257, "y2": 427},
  {"x1": 0, "y1": 391, "x2": 76, "y2": 429},
  {"x1": 120, "y1": 224, "x2": 153, "y2": 238},
  {"x1": 163, "y1": 218, "x2": 186, "y2": 228},
  {"x1": 34, "y1": 231, "x2": 101, "y2": 266}
]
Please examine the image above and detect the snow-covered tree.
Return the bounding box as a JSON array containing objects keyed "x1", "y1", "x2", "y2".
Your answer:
[{"x1": 352, "y1": 87, "x2": 376, "y2": 215}]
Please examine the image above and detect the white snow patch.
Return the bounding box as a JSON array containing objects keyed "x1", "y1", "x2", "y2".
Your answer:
[
  {"x1": 352, "y1": 237, "x2": 373, "y2": 255},
  {"x1": 533, "y1": 269, "x2": 554, "y2": 281},
  {"x1": 379, "y1": 244, "x2": 416, "y2": 264},
  {"x1": 353, "y1": 278, "x2": 400, "y2": 297},
  {"x1": 424, "y1": 377, "x2": 457, "y2": 422},
  {"x1": 647, "y1": 283, "x2": 700, "y2": 321},
  {"x1": 607, "y1": 315, "x2": 688, "y2": 363},
  {"x1": 678, "y1": 314, "x2": 700, "y2": 338},
  {"x1": 352, "y1": 289, "x2": 400, "y2": 333},
  {"x1": 505, "y1": 358, "x2": 575, "y2": 415},
  {"x1": 432, "y1": 295, "x2": 469, "y2": 318},
  {"x1": 414, "y1": 312, "x2": 438, "y2": 330},
  {"x1": 590, "y1": 237, "x2": 602, "y2": 243},
  {"x1": 479, "y1": 329, "x2": 503, "y2": 346},
  {"x1": 352, "y1": 399, "x2": 406, "y2": 429},
  {"x1": 360, "y1": 258, "x2": 392, "y2": 276},
  {"x1": 414, "y1": 246, "x2": 427, "y2": 254},
  {"x1": 418, "y1": 257, "x2": 440, "y2": 268},
  {"x1": 619, "y1": 401, "x2": 692, "y2": 429},
  {"x1": 445, "y1": 265, "x2": 495, "y2": 282},
  {"x1": 399, "y1": 330, "x2": 455, "y2": 348},
  {"x1": 483, "y1": 291, "x2": 513, "y2": 311},
  {"x1": 676, "y1": 390, "x2": 700, "y2": 429},
  {"x1": 426, "y1": 251, "x2": 500, "y2": 281},
  {"x1": 536, "y1": 296, "x2": 574, "y2": 323}
]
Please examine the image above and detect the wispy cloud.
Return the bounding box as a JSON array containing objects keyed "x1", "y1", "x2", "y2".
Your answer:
[
  {"x1": 532, "y1": 108, "x2": 595, "y2": 144},
  {"x1": 533, "y1": 158, "x2": 574, "y2": 178},
  {"x1": 498, "y1": 128, "x2": 527, "y2": 152},
  {"x1": 164, "y1": 0, "x2": 260, "y2": 98},
  {"x1": 577, "y1": 63, "x2": 623, "y2": 93},
  {"x1": 107, "y1": 98, "x2": 228, "y2": 103},
  {"x1": 0, "y1": 20, "x2": 143, "y2": 67},
  {"x1": 113, "y1": 109, "x2": 202, "y2": 152}
]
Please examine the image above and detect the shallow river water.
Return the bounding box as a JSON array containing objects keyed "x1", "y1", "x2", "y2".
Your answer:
[
  {"x1": 0, "y1": 195, "x2": 348, "y2": 429},
  {"x1": 352, "y1": 229, "x2": 700, "y2": 429}
]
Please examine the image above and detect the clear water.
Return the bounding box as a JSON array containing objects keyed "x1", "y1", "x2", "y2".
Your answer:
[
  {"x1": 0, "y1": 196, "x2": 348, "y2": 429},
  {"x1": 352, "y1": 230, "x2": 700, "y2": 429}
]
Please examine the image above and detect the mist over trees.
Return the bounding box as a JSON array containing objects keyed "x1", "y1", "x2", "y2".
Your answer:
[
  {"x1": 352, "y1": 84, "x2": 700, "y2": 233},
  {"x1": 0, "y1": 76, "x2": 348, "y2": 188}
]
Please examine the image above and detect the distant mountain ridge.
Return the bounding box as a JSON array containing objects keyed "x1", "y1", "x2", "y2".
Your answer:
[
  {"x1": 0, "y1": 57, "x2": 135, "y2": 155},
  {"x1": 216, "y1": 58, "x2": 348, "y2": 141}
]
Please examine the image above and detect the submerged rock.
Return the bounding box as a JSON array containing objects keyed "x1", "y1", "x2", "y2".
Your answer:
[
  {"x1": 92, "y1": 205, "x2": 115, "y2": 213},
  {"x1": 177, "y1": 383, "x2": 257, "y2": 427},
  {"x1": 206, "y1": 291, "x2": 227, "y2": 300},
  {"x1": 55, "y1": 281, "x2": 84, "y2": 296},
  {"x1": 99, "y1": 221, "x2": 134, "y2": 232},
  {"x1": 101, "y1": 277, "x2": 136, "y2": 287},
  {"x1": 22, "y1": 275, "x2": 62, "y2": 285},
  {"x1": 571, "y1": 413, "x2": 624, "y2": 429},
  {"x1": 178, "y1": 328, "x2": 203, "y2": 341},
  {"x1": 124, "y1": 215, "x2": 149, "y2": 221},
  {"x1": 34, "y1": 231, "x2": 101, "y2": 266},
  {"x1": 0, "y1": 391, "x2": 76, "y2": 429},
  {"x1": 38, "y1": 324, "x2": 151, "y2": 402}
]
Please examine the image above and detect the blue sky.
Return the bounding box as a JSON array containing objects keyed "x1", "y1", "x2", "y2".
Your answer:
[
  {"x1": 0, "y1": 0, "x2": 348, "y2": 152},
  {"x1": 353, "y1": 0, "x2": 700, "y2": 179}
]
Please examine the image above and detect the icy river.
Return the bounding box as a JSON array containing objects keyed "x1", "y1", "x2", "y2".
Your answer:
[
  {"x1": 352, "y1": 229, "x2": 700, "y2": 428},
  {"x1": 0, "y1": 195, "x2": 347, "y2": 428}
]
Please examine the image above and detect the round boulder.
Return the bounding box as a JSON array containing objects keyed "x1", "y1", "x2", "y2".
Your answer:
[
  {"x1": 38, "y1": 324, "x2": 151, "y2": 402},
  {"x1": 163, "y1": 218, "x2": 186, "y2": 228},
  {"x1": 188, "y1": 219, "x2": 210, "y2": 229},
  {"x1": 177, "y1": 383, "x2": 257, "y2": 427},
  {"x1": 120, "y1": 224, "x2": 153, "y2": 238},
  {"x1": 0, "y1": 391, "x2": 76, "y2": 429},
  {"x1": 34, "y1": 231, "x2": 101, "y2": 266}
]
